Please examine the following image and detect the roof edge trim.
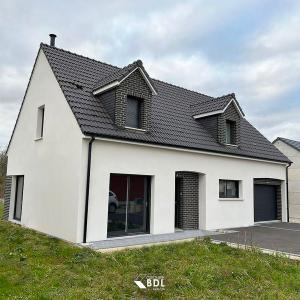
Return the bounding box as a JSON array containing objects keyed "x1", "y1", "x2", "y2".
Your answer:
[
  {"x1": 93, "y1": 80, "x2": 119, "y2": 95},
  {"x1": 93, "y1": 67, "x2": 158, "y2": 96},
  {"x1": 193, "y1": 98, "x2": 245, "y2": 119}
]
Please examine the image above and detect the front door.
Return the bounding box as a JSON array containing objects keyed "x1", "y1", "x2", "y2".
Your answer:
[{"x1": 107, "y1": 174, "x2": 150, "y2": 237}]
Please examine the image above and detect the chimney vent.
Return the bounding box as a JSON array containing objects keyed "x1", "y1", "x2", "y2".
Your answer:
[{"x1": 49, "y1": 34, "x2": 57, "y2": 47}]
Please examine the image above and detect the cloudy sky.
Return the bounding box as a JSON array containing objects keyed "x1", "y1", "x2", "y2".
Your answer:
[{"x1": 1, "y1": 0, "x2": 300, "y2": 148}]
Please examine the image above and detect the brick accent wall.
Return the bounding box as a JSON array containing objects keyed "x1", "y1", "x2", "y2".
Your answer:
[
  {"x1": 198, "y1": 115, "x2": 218, "y2": 140},
  {"x1": 197, "y1": 102, "x2": 241, "y2": 145},
  {"x1": 98, "y1": 89, "x2": 116, "y2": 122},
  {"x1": 218, "y1": 102, "x2": 241, "y2": 145},
  {"x1": 176, "y1": 172, "x2": 199, "y2": 230},
  {"x1": 115, "y1": 69, "x2": 152, "y2": 131},
  {"x1": 276, "y1": 185, "x2": 282, "y2": 220},
  {"x1": 3, "y1": 176, "x2": 12, "y2": 220}
]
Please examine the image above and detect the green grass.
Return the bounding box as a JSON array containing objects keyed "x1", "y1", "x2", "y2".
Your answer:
[{"x1": 0, "y1": 202, "x2": 300, "y2": 299}]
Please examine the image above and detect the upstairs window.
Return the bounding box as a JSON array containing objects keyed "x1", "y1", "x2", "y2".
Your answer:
[
  {"x1": 36, "y1": 105, "x2": 45, "y2": 139},
  {"x1": 219, "y1": 180, "x2": 239, "y2": 198},
  {"x1": 126, "y1": 96, "x2": 141, "y2": 129},
  {"x1": 225, "y1": 120, "x2": 235, "y2": 145}
]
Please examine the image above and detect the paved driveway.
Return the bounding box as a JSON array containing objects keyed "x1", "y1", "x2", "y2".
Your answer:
[{"x1": 213, "y1": 222, "x2": 300, "y2": 256}]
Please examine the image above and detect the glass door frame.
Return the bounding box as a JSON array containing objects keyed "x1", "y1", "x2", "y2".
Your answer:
[{"x1": 107, "y1": 173, "x2": 151, "y2": 238}]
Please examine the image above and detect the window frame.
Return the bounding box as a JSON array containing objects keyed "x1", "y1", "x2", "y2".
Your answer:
[
  {"x1": 225, "y1": 120, "x2": 236, "y2": 145},
  {"x1": 219, "y1": 179, "x2": 240, "y2": 199},
  {"x1": 125, "y1": 95, "x2": 142, "y2": 129},
  {"x1": 13, "y1": 175, "x2": 24, "y2": 221},
  {"x1": 36, "y1": 105, "x2": 45, "y2": 139}
]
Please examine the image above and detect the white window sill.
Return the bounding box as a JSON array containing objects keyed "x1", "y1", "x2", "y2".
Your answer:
[
  {"x1": 125, "y1": 126, "x2": 147, "y2": 132},
  {"x1": 34, "y1": 137, "x2": 43, "y2": 141},
  {"x1": 224, "y1": 143, "x2": 238, "y2": 147},
  {"x1": 219, "y1": 198, "x2": 243, "y2": 201}
]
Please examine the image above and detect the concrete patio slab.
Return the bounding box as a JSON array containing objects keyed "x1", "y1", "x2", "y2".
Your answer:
[{"x1": 85, "y1": 229, "x2": 219, "y2": 251}]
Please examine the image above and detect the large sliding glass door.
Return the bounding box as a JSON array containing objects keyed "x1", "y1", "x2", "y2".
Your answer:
[{"x1": 107, "y1": 174, "x2": 150, "y2": 237}]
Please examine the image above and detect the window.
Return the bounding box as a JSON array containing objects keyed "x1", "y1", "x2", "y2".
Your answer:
[
  {"x1": 126, "y1": 96, "x2": 141, "y2": 129},
  {"x1": 14, "y1": 176, "x2": 24, "y2": 221},
  {"x1": 225, "y1": 120, "x2": 235, "y2": 144},
  {"x1": 107, "y1": 174, "x2": 151, "y2": 237},
  {"x1": 219, "y1": 180, "x2": 239, "y2": 198},
  {"x1": 36, "y1": 105, "x2": 45, "y2": 139}
]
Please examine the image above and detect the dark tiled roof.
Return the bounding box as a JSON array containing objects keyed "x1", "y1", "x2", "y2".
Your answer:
[
  {"x1": 191, "y1": 94, "x2": 233, "y2": 116},
  {"x1": 93, "y1": 59, "x2": 156, "y2": 93},
  {"x1": 41, "y1": 43, "x2": 290, "y2": 163},
  {"x1": 190, "y1": 93, "x2": 245, "y2": 117},
  {"x1": 274, "y1": 137, "x2": 300, "y2": 152}
]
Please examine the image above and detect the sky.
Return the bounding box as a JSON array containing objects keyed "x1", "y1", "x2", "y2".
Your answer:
[{"x1": 1, "y1": 0, "x2": 300, "y2": 148}]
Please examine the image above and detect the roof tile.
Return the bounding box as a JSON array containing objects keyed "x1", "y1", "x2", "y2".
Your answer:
[{"x1": 41, "y1": 43, "x2": 289, "y2": 163}]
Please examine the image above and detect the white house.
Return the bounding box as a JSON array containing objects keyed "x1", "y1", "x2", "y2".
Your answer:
[
  {"x1": 273, "y1": 137, "x2": 300, "y2": 223},
  {"x1": 4, "y1": 35, "x2": 290, "y2": 244}
]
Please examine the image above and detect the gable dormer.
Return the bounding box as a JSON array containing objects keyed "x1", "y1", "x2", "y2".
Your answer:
[
  {"x1": 191, "y1": 93, "x2": 244, "y2": 146},
  {"x1": 93, "y1": 60, "x2": 157, "y2": 132}
]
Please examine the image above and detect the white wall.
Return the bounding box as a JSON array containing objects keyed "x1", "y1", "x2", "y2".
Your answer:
[
  {"x1": 6, "y1": 50, "x2": 84, "y2": 242},
  {"x1": 274, "y1": 140, "x2": 300, "y2": 222},
  {"x1": 85, "y1": 138, "x2": 287, "y2": 242}
]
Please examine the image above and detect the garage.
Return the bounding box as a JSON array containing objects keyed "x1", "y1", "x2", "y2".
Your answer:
[{"x1": 254, "y1": 179, "x2": 282, "y2": 222}]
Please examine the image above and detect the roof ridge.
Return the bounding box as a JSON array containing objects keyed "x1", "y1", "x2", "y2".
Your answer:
[
  {"x1": 40, "y1": 43, "x2": 215, "y2": 100},
  {"x1": 215, "y1": 92, "x2": 235, "y2": 100},
  {"x1": 151, "y1": 77, "x2": 213, "y2": 99},
  {"x1": 189, "y1": 97, "x2": 218, "y2": 108},
  {"x1": 40, "y1": 43, "x2": 121, "y2": 71},
  {"x1": 189, "y1": 92, "x2": 233, "y2": 109},
  {"x1": 284, "y1": 136, "x2": 298, "y2": 141},
  {"x1": 277, "y1": 137, "x2": 300, "y2": 143},
  {"x1": 92, "y1": 60, "x2": 148, "y2": 91}
]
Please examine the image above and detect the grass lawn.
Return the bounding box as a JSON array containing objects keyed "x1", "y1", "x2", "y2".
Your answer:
[{"x1": 0, "y1": 203, "x2": 300, "y2": 299}]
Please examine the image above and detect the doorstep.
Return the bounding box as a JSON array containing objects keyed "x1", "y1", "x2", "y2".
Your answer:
[{"x1": 84, "y1": 229, "x2": 219, "y2": 251}]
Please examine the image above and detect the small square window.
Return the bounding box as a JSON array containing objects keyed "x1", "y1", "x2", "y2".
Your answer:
[
  {"x1": 219, "y1": 180, "x2": 239, "y2": 198},
  {"x1": 36, "y1": 105, "x2": 45, "y2": 139},
  {"x1": 225, "y1": 120, "x2": 235, "y2": 144},
  {"x1": 126, "y1": 96, "x2": 141, "y2": 129}
]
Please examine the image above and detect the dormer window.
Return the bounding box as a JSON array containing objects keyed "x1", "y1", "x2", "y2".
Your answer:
[
  {"x1": 126, "y1": 96, "x2": 141, "y2": 129},
  {"x1": 226, "y1": 120, "x2": 235, "y2": 145}
]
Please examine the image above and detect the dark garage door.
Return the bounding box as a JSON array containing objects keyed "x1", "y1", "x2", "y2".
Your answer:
[{"x1": 254, "y1": 185, "x2": 277, "y2": 222}]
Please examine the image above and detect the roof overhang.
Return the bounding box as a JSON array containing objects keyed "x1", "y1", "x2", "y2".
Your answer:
[
  {"x1": 193, "y1": 98, "x2": 245, "y2": 119},
  {"x1": 93, "y1": 67, "x2": 157, "y2": 96}
]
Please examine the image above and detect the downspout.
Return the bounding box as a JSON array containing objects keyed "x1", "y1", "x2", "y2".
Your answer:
[
  {"x1": 286, "y1": 162, "x2": 291, "y2": 223},
  {"x1": 83, "y1": 136, "x2": 95, "y2": 243}
]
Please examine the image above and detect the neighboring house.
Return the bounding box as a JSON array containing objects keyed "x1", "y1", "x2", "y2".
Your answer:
[
  {"x1": 3, "y1": 35, "x2": 290, "y2": 244},
  {"x1": 273, "y1": 137, "x2": 300, "y2": 223}
]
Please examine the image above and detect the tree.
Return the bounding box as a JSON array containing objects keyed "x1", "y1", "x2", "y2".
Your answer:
[{"x1": 0, "y1": 147, "x2": 7, "y2": 199}]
